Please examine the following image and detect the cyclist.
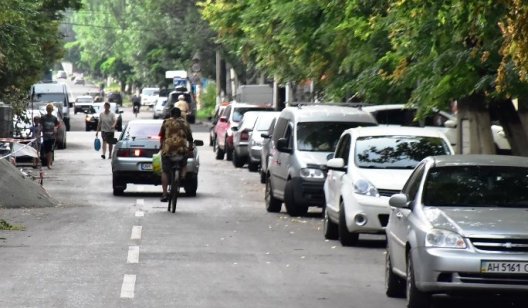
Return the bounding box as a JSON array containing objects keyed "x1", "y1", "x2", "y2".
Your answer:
[
  {"x1": 132, "y1": 94, "x2": 141, "y2": 117},
  {"x1": 158, "y1": 107, "x2": 194, "y2": 202}
]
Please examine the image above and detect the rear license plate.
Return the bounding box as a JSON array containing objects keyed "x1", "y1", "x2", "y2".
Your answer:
[
  {"x1": 140, "y1": 163, "x2": 152, "y2": 171},
  {"x1": 481, "y1": 261, "x2": 528, "y2": 274}
]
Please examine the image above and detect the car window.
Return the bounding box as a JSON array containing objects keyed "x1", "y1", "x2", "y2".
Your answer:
[
  {"x1": 373, "y1": 109, "x2": 416, "y2": 126},
  {"x1": 402, "y1": 163, "x2": 425, "y2": 202},
  {"x1": 422, "y1": 166, "x2": 528, "y2": 207},
  {"x1": 272, "y1": 117, "x2": 288, "y2": 143},
  {"x1": 124, "y1": 123, "x2": 161, "y2": 140},
  {"x1": 296, "y1": 122, "x2": 375, "y2": 152},
  {"x1": 255, "y1": 114, "x2": 277, "y2": 131},
  {"x1": 285, "y1": 124, "x2": 293, "y2": 148},
  {"x1": 232, "y1": 107, "x2": 272, "y2": 123},
  {"x1": 354, "y1": 136, "x2": 451, "y2": 169},
  {"x1": 334, "y1": 134, "x2": 351, "y2": 165}
]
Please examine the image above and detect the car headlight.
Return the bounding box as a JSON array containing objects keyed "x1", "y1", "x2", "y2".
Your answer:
[
  {"x1": 300, "y1": 168, "x2": 324, "y2": 179},
  {"x1": 353, "y1": 178, "x2": 379, "y2": 197},
  {"x1": 425, "y1": 229, "x2": 466, "y2": 248}
]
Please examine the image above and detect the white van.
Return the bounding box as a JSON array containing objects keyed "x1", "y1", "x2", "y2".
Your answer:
[
  {"x1": 31, "y1": 82, "x2": 72, "y2": 131},
  {"x1": 140, "y1": 87, "x2": 160, "y2": 107}
]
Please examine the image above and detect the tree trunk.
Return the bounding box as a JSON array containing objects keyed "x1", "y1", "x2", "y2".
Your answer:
[
  {"x1": 490, "y1": 99, "x2": 528, "y2": 156},
  {"x1": 456, "y1": 95, "x2": 495, "y2": 154}
]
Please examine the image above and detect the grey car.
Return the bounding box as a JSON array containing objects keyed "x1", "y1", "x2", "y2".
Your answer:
[
  {"x1": 111, "y1": 119, "x2": 202, "y2": 196},
  {"x1": 248, "y1": 111, "x2": 280, "y2": 172},
  {"x1": 385, "y1": 155, "x2": 528, "y2": 307},
  {"x1": 232, "y1": 111, "x2": 275, "y2": 168}
]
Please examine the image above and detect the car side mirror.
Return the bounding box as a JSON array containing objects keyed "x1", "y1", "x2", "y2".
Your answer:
[
  {"x1": 276, "y1": 138, "x2": 292, "y2": 153},
  {"x1": 193, "y1": 140, "x2": 204, "y2": 146},
  {"x1": 119, "y1": 110, "x2": 124, "y2": 114},
  {"x1": 444, "y1": 119, "x2": 457, "y2": 128},
  {"x1": 231, "y1": 126, "x2": 239, "y2": 132},
  {"x1": 261, "y1": 133, "x2": 270, "y2": 139},
  {"x1": 326, "y1": 158, "x2": 346, "y2": 171},
  {"x1": 389, "y1": 193, "x2": 409, "y2": 208}
]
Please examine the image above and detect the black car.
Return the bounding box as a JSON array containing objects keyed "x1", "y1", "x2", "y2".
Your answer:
[{"x1": 107, "y1": 92, "x2": 123, "y2": 106}]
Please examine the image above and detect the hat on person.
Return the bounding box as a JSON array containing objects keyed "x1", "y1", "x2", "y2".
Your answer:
[{"x1": 178, "y1": 95, "x2": 185, "y2": 100}]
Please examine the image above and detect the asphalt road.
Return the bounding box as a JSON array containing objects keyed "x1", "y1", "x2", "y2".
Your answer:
[{"x1": 0, "y1": 84, "x2": 526, "y2": 307}]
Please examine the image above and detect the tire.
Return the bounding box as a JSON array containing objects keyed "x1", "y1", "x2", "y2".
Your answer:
[
  {"x1": 226, "y1": 147, "x2": 233, "y2": 161},
  {"x1": 85, "y1": 125, "x2": 90, "y2": 132},
  {"x1": 324, "y1": 206, "x2": 339, "y2": 240},
  {"x1": 232, "y1": 151, "x2": 245, "y2": 168},
  {"x1": 406, "y1": 254, "x2": 431, "y2": 308},
  {"x1": 184, "y1": 174, "x2": 198, "y2": 197},
  {"x1": 260, "y1": 170, "x2": 266, "y2": 184},
  {"x1": 265, "y1": 176, "x2": 282, "y2": 213},
  {"x1": 248, "y1": 161, "x2": 259, "y2": 172},
  {"x1": 338, "y1": 201, "x2": 359, "y2": 246},
  {"x1": 284, "y1": 180, "x2": 308, "y2": 216},
  {"x1": 112, "y1": 175, "x2": 126, "y2": 196},
  {"x1": 169, "y1": 171, "x2": 180, "y2": 213},
  {"x1": 385, "y1": 251, "x2": 405, "y2": 298}
]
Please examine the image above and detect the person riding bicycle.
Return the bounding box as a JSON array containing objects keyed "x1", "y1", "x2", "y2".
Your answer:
[
  {"x1": 132, "y1": 94, "x2": 141, "y2": 116},
  {"x1": 158, "y1": 107, "x2": 194, "y2": 202}
]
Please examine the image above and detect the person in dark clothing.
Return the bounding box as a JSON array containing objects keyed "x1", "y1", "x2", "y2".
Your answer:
[{"x1": 41, "y1": 103, "x2": 60, "y2": 169}]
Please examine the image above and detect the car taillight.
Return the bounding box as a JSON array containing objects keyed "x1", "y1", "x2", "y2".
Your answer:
[
  {"x1": 117, "y1": 148, "x2": 151, "y2": 157},
  {"x1": 240, "y1": 129, "x2": 250, "y2": 141},
  {"x1": 117, "y1": 149, "x2": 130, "y2": 157}
]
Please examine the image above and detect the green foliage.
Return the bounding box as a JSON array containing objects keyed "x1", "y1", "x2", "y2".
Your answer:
[
  {"x1": 197, "y1": 81, "x2": 216, "y2": 119},
  {"x1": 0, "y1": 219, "x2": 24, "y2": 231}
]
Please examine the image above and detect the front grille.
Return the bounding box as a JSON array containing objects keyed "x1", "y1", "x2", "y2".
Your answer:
[
  {"x1": 378, "y1": 189, "x2": 400, "y2": 197},
  {"x1": 458, "y1": 272, "x2": 528, "y2": 285},
  {"x1": 470, "y1": 238, "x2": 528, "y2": 253}
]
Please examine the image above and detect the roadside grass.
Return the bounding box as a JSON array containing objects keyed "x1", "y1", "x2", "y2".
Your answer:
[{"x1": 0, "y1": 219, "x2": 25, "y2": 231}]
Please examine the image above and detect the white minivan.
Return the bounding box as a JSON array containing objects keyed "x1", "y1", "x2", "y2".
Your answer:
[{"x1": 31, "y1": 82, "x2": 72, "y2": 131}]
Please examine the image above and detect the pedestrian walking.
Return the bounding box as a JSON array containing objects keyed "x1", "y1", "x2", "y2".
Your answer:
[
  {"x1": 41, "y1": 103, "x2": 60, "y2": 169},
  {"x1": 95, "y1": 102, "x2": 116, "y2": 159},
  {"x1": 30, "y1": 115, "x2": 42, "y2": 168}
]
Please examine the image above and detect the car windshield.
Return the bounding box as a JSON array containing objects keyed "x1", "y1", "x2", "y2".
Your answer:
[
  {"x1": 297, "y1": 122, "x2": 375, "y2": 152},
  {"x1": 124, "y1": 123, "x2": 161, "y2": 140},
  {"x1": 35, "y1": 93, "x2": 65, "y2": 103},
  {"x1": 355, "y1": 136, "x2": 451, "y2": 169},
  {"x1": 255, "y1": 114, "x2": 277, "y2": 131},
  {"x1": 77, "y1": 98, "x2": 93, "y2": 103},
  {"x1": 143, "y1": 89, "x2": 159, "y2": 96},
  {"x1": 423, "y1": 166, "x2": 528, "y2": 207},
  {"x1": 233, "y1": 107, "x2": 271, "y2": 123}
]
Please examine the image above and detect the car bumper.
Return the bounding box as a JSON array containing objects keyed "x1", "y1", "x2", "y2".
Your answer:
[
  {"x1": 292, "y1": 177, "x2": 325, "y2": 207},
  {"x1": 411, "y1": 246, "x2": 528, "y2": 294},
  {"x1": 344, "y1": 194, "x2": 391, "y2": 234},
  {"x1": 235, "y1": 144, "x2": 249, "y2": 157},
  {"x1": 112, "y1": 157, "x2": 199, "y2": 184},
  {"x1": 249, "y1": 145, "x2": 262, "y2": 162}
]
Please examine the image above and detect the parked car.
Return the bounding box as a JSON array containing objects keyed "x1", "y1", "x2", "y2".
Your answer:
[
  {"x1": 232, "y1": 111, "x2": 275, "y2": 168},
  {"x1": 140, "y1": 87, "x2": 160, "y2": 107},
  {"x1": 73, "y1": 76, "x2": 85, "y2": 85},
  {"x1": 85, "y1": 103, "x2": 123, "y2": 132},
  {"x1": 74, "y1": 95, "x2": 94, "y2": 114},
  {"x1": 247, "y1": 111, "x2": 280, "y2": 172},
  {"x1": 362, "y1": 104, "x2": 511, "y2": 154},
  {"x1": 265, "y1": 104, "x2": 378, "y2": 216},
  {"x1": 214, "y1": 102, "x2": 274, "y2": 161},
  {"x1": 163, "y1": 87, "x2": 197, "y2": 123},
  {"x1": 31, "y1": 81, "x2": 72, "y2": 131},
  {"x1": 323, "y1": 126, "x2": 454, "y2": 246},
  {"x1": 153, "y1": 96, "x2": 168, "y2": 119},
  {"x1": 385, "y1": 154, "x2": 528, "y2": 307},
  {"x1": 111, "y1": 119, "x2": 203, "y2": 196},
  {"x1": 107, "y1": 92, "x2": 123, "y2": 106},
  {"x1": 259, "y1": 116, "x2": 279, "y2": 183}
]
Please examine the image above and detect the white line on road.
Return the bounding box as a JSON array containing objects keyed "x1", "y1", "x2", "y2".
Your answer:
[
  {"x1": 136, "y1": 199, "x2": 144, "y2": 207},
  {"x1": 120, "y1": 274, "x2": 136, "y2": 298},
  {"x1": 127, "y1": 246, "x2": 140, "y2": 263},
  {"x1": 135, "y1": 210, "x2": 144, "y2": 217},
  {"x1": 131, "y1": 226, "x2": 142, "y2": 240}
]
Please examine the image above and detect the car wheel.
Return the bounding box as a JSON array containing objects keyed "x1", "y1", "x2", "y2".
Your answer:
[
  {"x1": 226, "y1": 147, "x2": 233, "y2": 161},
  {"x1": 406, "y1": 254, "x2": 431, "y2": 308},
  {"x1": 112, "y1": 175, "x2": 126, "y2": 196},
  {"x1": 385, "y1": 251, "x2": 405, "y2": 298},
  {"x1": 265, "y1": 176, "x2": 282, "y2": 213},
  {"x1": 260, "y1": 170, "x2": 266, "y2": 184},
  {"x1": 324, "y1": 206, "x2": 339, "y2": 240},
  {"x1": 232, "y1": 151, "x2": 245, "y2": 168},
  {"x1": 184, "y1": 174, "x2": 198, "y2": 197},
  {"x1": 215, "y1": 143, "x2": 225, "y2": 160},
  {"x1": 338, "y1": 201, "x2": 359, "y2": 246},
  {"x1": 284, "y1": 179, "x2": 308, "y2": 216},
  {"x1": 248, "y1": 161, "x2": 259, "y2": 172},
  {"x1": 211, "y1": 134, "x2": 217, "y2": 151}
]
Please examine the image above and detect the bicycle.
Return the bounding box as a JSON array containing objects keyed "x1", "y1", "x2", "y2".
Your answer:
[{"x1": 167, "y1": 156, "x2": 184, "y2": 213}]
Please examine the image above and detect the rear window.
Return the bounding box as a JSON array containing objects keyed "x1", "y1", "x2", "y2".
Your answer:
[
  {"x1": 297, "y1": 122, "x2": 375, "y2": 152},
  {"x1": 255, "y1": 114, "x2": 277, "y2": 131},
  {"x1": 233, "y1": 107, "x2": 273, "y2": 122},
  {"x1": 142, "y1": 89, "x2": 159, "y2": 96},
  {"x1": 124, "y1": 123, "x2": 162, "y2": 140},
  {"x1": 423, "y1": 166, "x2": 528, "y2": 207},
  {"x1": 355, "y1": 136, "x2": 451, "y2": 169}
]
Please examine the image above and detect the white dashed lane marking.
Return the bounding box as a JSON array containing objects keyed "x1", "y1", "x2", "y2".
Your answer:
[
  {"x1": 120, "y1": 274, "x2": 136, "y2": 298},
  {"x1": 131, "y1": 226, "x2": 142, "y2": 240},
  {"x1": 127, "y1": 246, "x2": 140, "y2": 263},
  {"x1": 135, "y1": 210, "x2": 144, "y2": 217},
  {"x1": 136, "y1": 199, "x2": 144, "y2": 207}
]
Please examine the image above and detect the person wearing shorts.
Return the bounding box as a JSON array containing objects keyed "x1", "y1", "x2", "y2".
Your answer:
[
  {"x1": 158, "y1": 107, "x2": 193, "y2": 202},
  {"x1": 41, "y1": 104, "x2": 60, "y2": 169},
  {"x1": 95, "y1": 102, "x2": 116, "y2": 159}
]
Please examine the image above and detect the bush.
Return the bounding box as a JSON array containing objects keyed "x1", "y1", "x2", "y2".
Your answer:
[{"x1": 197, "y1": 81, "x2": 216, "y2": 120}]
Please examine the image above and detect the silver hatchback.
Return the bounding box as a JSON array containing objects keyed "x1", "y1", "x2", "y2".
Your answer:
[{"x1": 385, "y1": 155, "x2": 528, "y2": 307}]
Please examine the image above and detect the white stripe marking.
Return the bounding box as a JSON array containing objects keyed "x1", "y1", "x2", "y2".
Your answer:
[
  {"x1": 131, "y1": 226, "x2": 142, "y2": 240},
  {"x1": 120, "y1": 274, "x2": 136, "y2": 298},
  {"x1": 127, "y1": 246, "x2": 139, "y2": 263},
  {"x1": 135, "y1": 210, "x2": 144, "y2": 217},
  {"x1": 136, "y1": 199, "x2": 144, "y2": 207}
]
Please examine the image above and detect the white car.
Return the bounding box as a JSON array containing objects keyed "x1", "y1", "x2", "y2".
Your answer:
[
  {"x1": 74, "y1": 95, "x2": 94, "y2": 114},
  {"x1": 140, "y1": 87, "x2": 160, "y2": 107},
  {"x1": 153, "y1": 96, "x2": 167, "y2": 119},
  {"x1": 323, "y1": 126, "x2": 454, "y2": 246},
  {"x1": 362, "y1": 104, "x2": 511, "y2": 153}
]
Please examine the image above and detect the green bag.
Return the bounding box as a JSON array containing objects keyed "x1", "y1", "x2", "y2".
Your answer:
[{"x1": 152, "y1": 151, "x2": 162, "y2": 175}]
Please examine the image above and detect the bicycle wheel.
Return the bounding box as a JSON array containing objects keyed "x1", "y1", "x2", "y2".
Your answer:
[{"x1": 170, "y1": 168, "x2": 180, "y2": 213}]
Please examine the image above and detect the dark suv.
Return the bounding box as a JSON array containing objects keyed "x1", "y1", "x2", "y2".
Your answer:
[
  {"x1": 163, "y1": 89, "x2": 197, "y2": 123},
  {"x1": 107, "y1": 92, "x2": 123, "y2": 106}
]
